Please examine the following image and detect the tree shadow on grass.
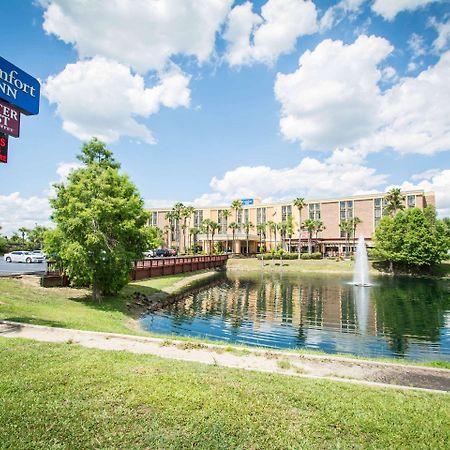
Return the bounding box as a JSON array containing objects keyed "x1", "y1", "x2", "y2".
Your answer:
[
  {"x1": 68, "y1": 281, "x2": 171, "y2": 318},
  {"x1": 3, "y1": 317, "x2": 68, "y2": 329}
]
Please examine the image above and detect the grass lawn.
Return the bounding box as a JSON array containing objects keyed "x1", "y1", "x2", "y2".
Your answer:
[
  {"x1": 0, "y1": 338, "x2": 448, "y2": 450},
  {"x1": 228, "y1": 257, "x2": 359, "y2": 273},
  {"x1": 0, "y1": 273, "x2": 207, "y2": 336}
]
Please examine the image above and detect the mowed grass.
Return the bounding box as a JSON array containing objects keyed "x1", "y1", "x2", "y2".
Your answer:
[
  {"x1": 0, "y1": 340, "x2": 449, "y2": 450},
  {"x1": 0, "y1": 274, "x2": 197, "y2": 336},
  {"x1": 228, "y1": 257, "x2": 357, "y2": 273}
]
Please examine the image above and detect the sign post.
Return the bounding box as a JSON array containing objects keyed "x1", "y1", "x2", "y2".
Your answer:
[{"x1": 0, "y1": 133, "x2": 8, "y2": 164}]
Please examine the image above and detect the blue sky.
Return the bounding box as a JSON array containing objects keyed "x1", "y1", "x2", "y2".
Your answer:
[{"x1": 1, "y1": 0, "x2": 450, "y2": 234}]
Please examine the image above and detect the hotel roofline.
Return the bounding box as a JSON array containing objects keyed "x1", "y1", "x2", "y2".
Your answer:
[{"x1": 147, "y1": 189, "x2": 432, "y2": 211}]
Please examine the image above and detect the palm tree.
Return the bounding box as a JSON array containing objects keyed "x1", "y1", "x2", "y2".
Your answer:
[
  {"x1": 181, "y1": 205, "x2": 195, "y2": 252},
  {"x1": 165, "y1": 211, "x2": 176, "y2": 248},
  {"x1": 220, "y1": 209, "x2": 231, "y2": 252},
  {"x1": 231, "y1": 199, "x2": 243, "y2": 230},
  {"x1": 302, "y1": 219, "x2": 316, "y2": 254},
  {"x1": 286, "y1": 215, "x2": 295, "y2": 253},
  {"x1": 210, "y1": 221, "x2": 220, "y2": 254},
  {"x1": 18, "y1": 227, "x2": 28, "y2": 248},
  {"x1": 266, "y1": 221, "x2": 274, "y2": 251},
  {"x1": 313, "y1": 220, "x2": 325, "y2": 256},
  {"x1": 243, "y1": 220, "x2": 254, "y2": 255},
  {"x1": 384, "y1": 188, "x2": 405, "y2": 216},
  {"x1": 267, "y1": 221, "x2": 278, "y2": 250},
  {"x1": 351, "y1": 217, "x2": 362, "y2": 252},
  {"x1": 279, "y1": 221, "x2": 287, "y2": 251},
  {"x1": 228, "y1": 222, "x2": 239, "y2": 254},
  {"x1": 256, "y1": 223, "x2": 266, "y2": 253},
  {"x1": 201, "y1": 219, "x2": 212, "y2": 254},
  {"x1": 163, "y1": 224, "x2": 170, "y2": 247},
  {"x1": 293, "y1": 197, "x2": 306, "y2": 259},
  {"x1": 172, "y1": 202, "x2": 185, "y2": 251},
  {"x1": 189, "y1": 227, "x2": 200, "y2": 253},
  {"x1": 339, "y1": 219, "x2": 353, "y2": 257}
]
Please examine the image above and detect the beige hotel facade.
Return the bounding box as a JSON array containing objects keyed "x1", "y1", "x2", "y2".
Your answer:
[{"x1": 148, "y1": 190, "x2": 435, "y2": 255}]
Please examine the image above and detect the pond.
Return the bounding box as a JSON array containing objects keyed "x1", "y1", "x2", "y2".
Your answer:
[{"x1": 140, "y1": 272, "x2": 450, "y2": 361}]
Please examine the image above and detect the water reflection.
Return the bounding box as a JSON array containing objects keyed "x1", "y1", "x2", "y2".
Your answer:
[{"x1": 140, "y1": 273, "x2": 450, "y2": 361}]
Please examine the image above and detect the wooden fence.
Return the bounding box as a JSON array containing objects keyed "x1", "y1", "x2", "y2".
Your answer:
[{"x1": 132, "y1": 255, "x2": 228, "y2": 280}]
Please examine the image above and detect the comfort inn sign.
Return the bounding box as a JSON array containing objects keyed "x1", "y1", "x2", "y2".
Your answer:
[{"x1": 0, "y1": 56, "x2": 40, "y2": 115}]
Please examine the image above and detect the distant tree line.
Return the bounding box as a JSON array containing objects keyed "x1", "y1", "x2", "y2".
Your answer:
[{"x1": 0, "y1": 225, "x2": 48, "y2": 254}]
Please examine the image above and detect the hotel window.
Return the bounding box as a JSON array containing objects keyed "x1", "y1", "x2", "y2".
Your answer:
[
  {"x1": 218, "y1": 210, "x2": 228, "y2": 234},
  {"x1": 149, "y1": 212, "x2": 157, "y2": 226},
  {"x1": 237, "y1": 209, "x2": 243, "y2": 228},
  {"x1": 244, "y1": 209, "x2": 249, "y2": 223},
  {"x1": 339, "y1": 201, "x2": 353, "y2": 237},
  {"x1": 257, "y1": 207, "x2": 266, "y2": 225},
  {"x1": 193, "y1": 210, "x2": 203, "y2": 228},
  {"x1": 309, "y1": 203, "x2": 321, "y2": 220},
  {"x1": 281, "y1": 205, "x2": 292, "y2": 221},
  {"x1": 407, "y1": 195, "x2": 416, "y2": 208},
  {"x1": 374, "y1": 198, "x2": 388, "y2": 228}
]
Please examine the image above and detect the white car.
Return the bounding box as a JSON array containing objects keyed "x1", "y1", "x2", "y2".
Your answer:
[
  {"x1": 4, "y1": 251, "x2": 45, "y2": 263},
  {"x1": 31, "y1": 250, "x2": 46, "y2": 258}
]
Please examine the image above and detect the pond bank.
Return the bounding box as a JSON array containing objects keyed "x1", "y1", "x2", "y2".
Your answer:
[
  {"x1": 227, "y1": 257, "x2": 450, "y2": 278},
  {"x1": 1, "y1": 320, "x2": 449, "y2": 392}
]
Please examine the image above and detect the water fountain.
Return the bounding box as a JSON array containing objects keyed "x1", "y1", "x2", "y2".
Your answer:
[{"x1": 353, "y1": 235, "x2": 371, "y2": 287}]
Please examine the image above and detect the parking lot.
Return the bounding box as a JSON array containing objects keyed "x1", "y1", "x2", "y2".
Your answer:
[{"x1": 0, "y1": 259, "x2": 47, "y2": 276}]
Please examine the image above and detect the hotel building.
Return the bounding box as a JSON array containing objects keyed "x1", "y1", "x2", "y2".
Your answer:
[{"x1": 148, "y1": 190, "x2": 435, "y2": 255}]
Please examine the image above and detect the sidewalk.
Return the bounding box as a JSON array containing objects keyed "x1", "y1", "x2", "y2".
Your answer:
[{"x1": 1, "y1": 320, "x2": 449, "y2": 393}]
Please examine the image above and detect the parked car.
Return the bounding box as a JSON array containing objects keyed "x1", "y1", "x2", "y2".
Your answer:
[
  {"x1": 167, "y1": 249, "x2": 177, "y2": 257},
  {"x1": 143, "y1": 250, "x2": 155, "y2": 259},
  {"x1": 4, "y1": 251, "x2": 45, "y2": 263},
  {"x1": 154, "y1": 248, "x2": 169, "y2": 257},
  {"x1": 31, "y1": 250, "x2": 46, "y2": 258}
]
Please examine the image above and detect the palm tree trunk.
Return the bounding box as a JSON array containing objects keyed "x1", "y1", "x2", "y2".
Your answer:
[{"x1": 308, "y1": 233, "x2": 312, "y2": 254}]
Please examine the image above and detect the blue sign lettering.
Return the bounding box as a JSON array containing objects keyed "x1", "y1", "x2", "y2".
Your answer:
[
  {"x1": 242, "y1": 198, "x2": 254, "y2": 206},
  {"x1": 0, "y1": 56, "x2": 40, "y2": 115}
]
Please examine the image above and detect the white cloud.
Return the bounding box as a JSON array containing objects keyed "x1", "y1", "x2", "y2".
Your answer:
[
  {"x1": 392, "y1": 169, "x2": 450, "y2": 217},
  {"x1": 320, "y1": 0, "x2": 365, "y2": 31},
  {"x1": 275, "y1": 36, "x2": 450, "y2": 155},
  {"x1": 372, "y1": 0, "x2": 440, "y2": 21},
  {"x1": 274, "y1": 35, "x2": 393, "y2": 151},
  {"x1": 41, "y1": 0, "x2": 233, "y2": 73},
  {"x1": 224, "y1": 0, "x2": 318, "y2": 66},
  {"x1": 0, "y1": 193, "x2": 52, "y2": 237},
  {"x1": 55, "y1": 162, "x2": 82, "y2": 181},
  {"x1": 362, "y1": 50, "x2": 450, "y2": 155},
  {"x1": 429, "y1": 16, "x2": 450, "y2": 52},
  {"x1": 408, "y1": 33, "x2": 427, "y2": 56},
  {"x1": 43, "y1": 57, "x2": 191, "y2": 144},
  {"x1": 193, "y1": 148, "x2": 386, "y2": 205}
]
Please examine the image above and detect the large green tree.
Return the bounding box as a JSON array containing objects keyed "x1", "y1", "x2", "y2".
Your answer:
[
  {"x1": 45, "y1": 139, "x2": 149, "y2": 301},
  {"x1": 373, "y1": 206, "x2": 449, "y2": 272}
]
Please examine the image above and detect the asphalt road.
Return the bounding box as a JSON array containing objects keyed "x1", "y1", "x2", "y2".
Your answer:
[{"x1": 0, "y1": 258, "x2": 47, "y2": 276}]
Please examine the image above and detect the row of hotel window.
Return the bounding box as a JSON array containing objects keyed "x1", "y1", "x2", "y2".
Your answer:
[{"x1": 148, "y1": 196, "x2": 417, "y2": 230}]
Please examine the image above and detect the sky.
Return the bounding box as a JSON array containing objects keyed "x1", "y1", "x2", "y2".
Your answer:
[{"x1": 0, "y1": 0, "x2": 450, "y2": 235}]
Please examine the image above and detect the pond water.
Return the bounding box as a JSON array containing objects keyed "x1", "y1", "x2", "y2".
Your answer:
[{"x1": 140, "y1": 273, "x2": 450, "y2": 361}]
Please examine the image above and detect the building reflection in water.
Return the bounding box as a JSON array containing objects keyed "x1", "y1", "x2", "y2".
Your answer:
[{"x1": 142, "y1": 273, "x2": 450, "y2": 361}]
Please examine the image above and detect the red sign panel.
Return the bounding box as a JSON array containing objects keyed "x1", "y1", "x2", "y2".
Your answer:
[
  {"x1": 0, "y1": 99, "x2": 20, "y2": 137},
  {"x1": 0, "y1": 133, "x2": 8, "y2": 163}
]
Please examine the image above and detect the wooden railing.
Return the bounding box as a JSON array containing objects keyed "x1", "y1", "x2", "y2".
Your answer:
[{"x1": 132, "y1": 255, "x2": 228, "y2": 280}]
